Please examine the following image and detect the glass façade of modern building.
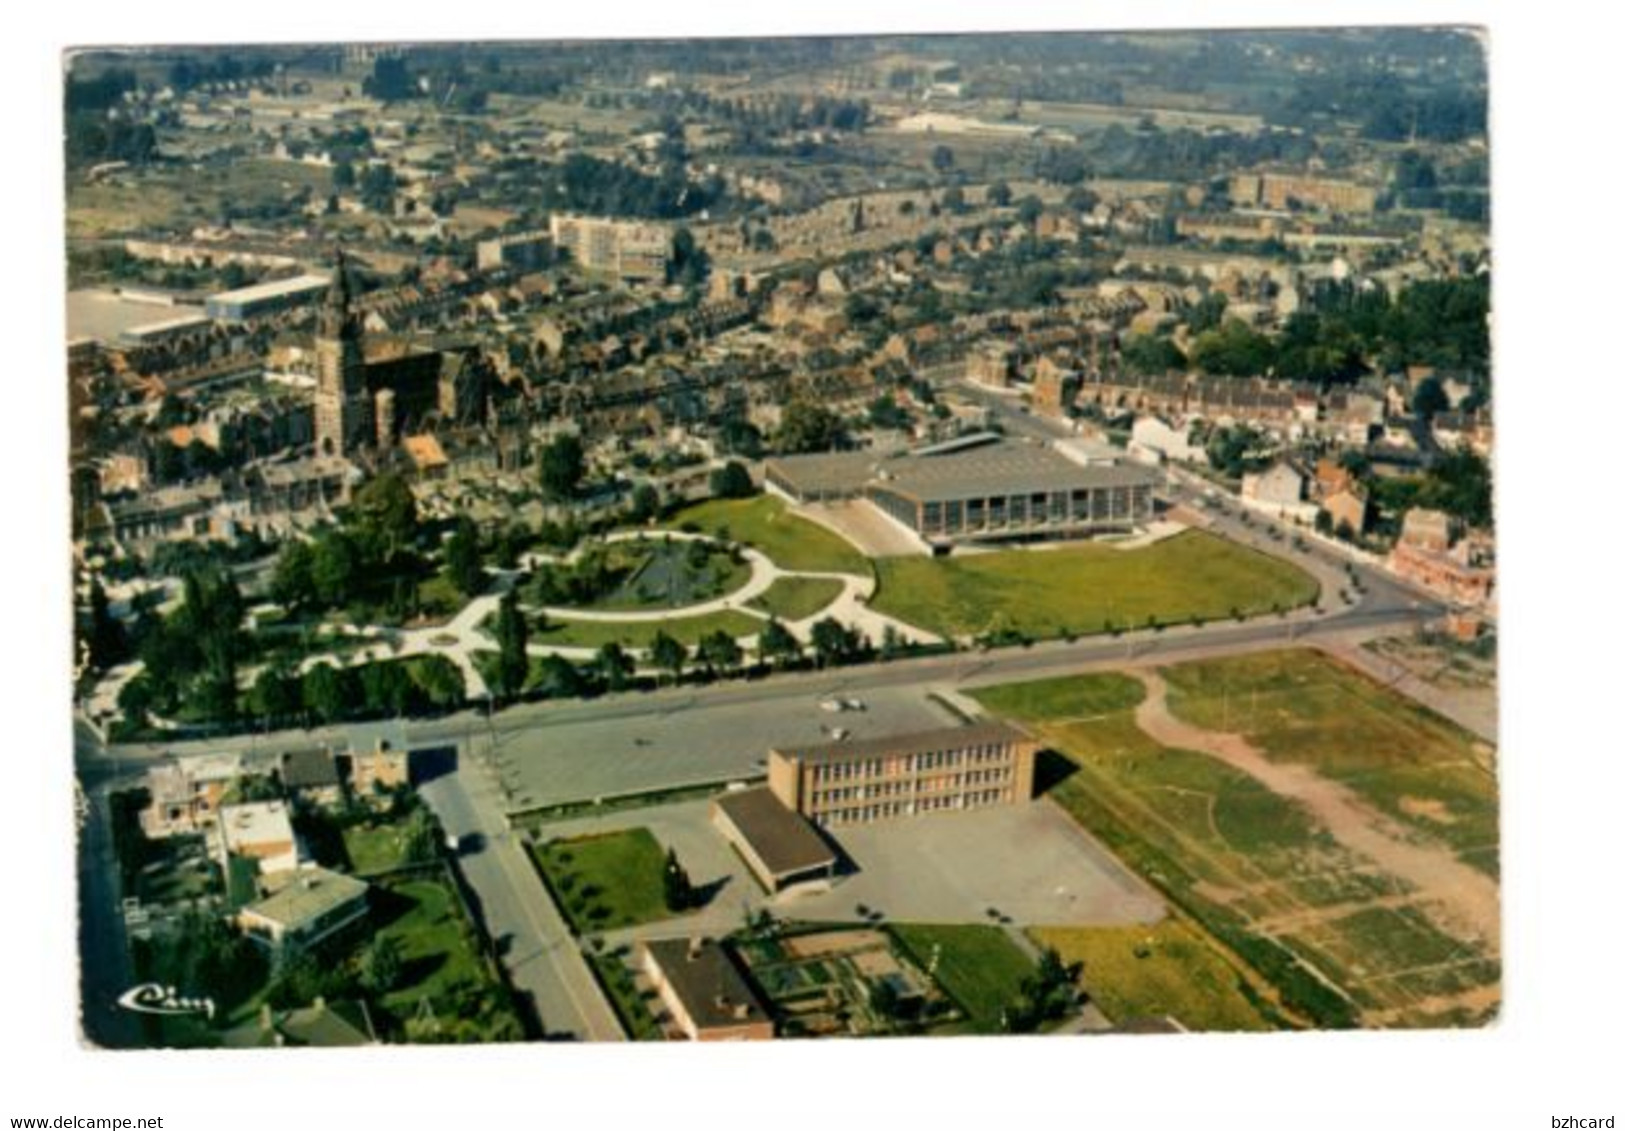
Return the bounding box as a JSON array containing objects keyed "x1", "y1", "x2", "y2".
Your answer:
[{"x1": 764, "y1": 435, "x2": 1158, "y2": 547}]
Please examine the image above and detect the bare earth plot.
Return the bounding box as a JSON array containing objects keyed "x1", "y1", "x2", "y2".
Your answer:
[{"x1": 971, "y1": 649, "x2": 1500, "y2": 1030}]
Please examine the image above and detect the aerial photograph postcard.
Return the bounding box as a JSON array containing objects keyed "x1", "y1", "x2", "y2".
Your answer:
[{"x1": 65, "y1": 27, "x2": 1497, "y2": 1048}]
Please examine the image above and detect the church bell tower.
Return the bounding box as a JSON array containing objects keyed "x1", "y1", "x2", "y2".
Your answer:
[{"x1": 314, "y1": 250, "x2": 371, "y2": 458}]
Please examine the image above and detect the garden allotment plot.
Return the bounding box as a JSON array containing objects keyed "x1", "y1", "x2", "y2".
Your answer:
[{"x1": 971, "y1": 648, "x2": 1499, "y2": 1029}]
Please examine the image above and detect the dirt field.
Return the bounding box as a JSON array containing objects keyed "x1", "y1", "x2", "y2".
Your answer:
[
  {"x1": 971, "y1": 650, "x2": 1501, "y2": 1029},
  {"x1": 1134, "y1": 669, "x2": 1499, "y2": 950}
]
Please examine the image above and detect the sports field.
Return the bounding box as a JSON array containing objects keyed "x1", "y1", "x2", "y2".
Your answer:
[
  {"x1": 970, "y1": 649, "x2": 1500, "y2": 1029},
  {"x1": 871, "y1": 530, "x2": 1317, "y2": 640},
  {"x1": 668, "y1": 496, "x2": 870, "y2": 576}
]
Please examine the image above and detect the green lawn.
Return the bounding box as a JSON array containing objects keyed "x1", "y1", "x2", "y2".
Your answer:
[
  {"x1": 872, "y1": 529, "x2": 1318, "y2": 640},
  {"x1": 530, "y1": 609, "x2": 765, "y2": 652},
  {"x1": 416, "y1": 571, "x2": 470, "y2": 621},
  {"x1": 1032, "y1": 921, "x2": 1275, "y2": 1032},
  {"x1": 889, "y1": 923, "x2": 1036, "y2": 1032},
  {"x1": 970, "y1": 670, "x2": 1147, "y2": 724},
  {"x1": 342, "y1": 820, "x2": 414, "y2": 876},
  {"x1": 1159, "y1": 650, "x2": 1499, "y2": 869},
  {"x1": 374, "y1": 878, "x2": 494, "y2": 1018},
  {"x1": 531, "y1": 828, "x2": 675, "y2": 933},
  {"x1": 747, "y1": 576, "x2": 846, "y2": 621},
  {"x1": 668, "y1": 495, "x2": 870, "y2": 576}
]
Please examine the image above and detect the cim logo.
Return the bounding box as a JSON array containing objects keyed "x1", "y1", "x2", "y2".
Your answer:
[{"x1": 116, "y1": 983, "x2": 215, "y2": 1021}]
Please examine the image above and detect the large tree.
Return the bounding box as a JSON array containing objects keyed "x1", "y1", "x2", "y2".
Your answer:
[
  {"x1": 493, "y1": 590, "x2": 529, "y2": 700},
  {"x1": 648, "y1": 631, "x2": 687, "y2": 686},
  {"x1": 594, "y1": 642, "x2": 635, "y2": 692},
  {"x1": 351, "y1": 472, "x2": 419, "y2": 565},
  {"x1": 539, "y1": 434, "x2": 587, "y2": 502},
  {"x1": 696, "y1": 630, "x2": 743, "y2": 676},
  {"x1": 444, "y1": 517, "x2": 486, "y2": 597},
  {"x1": 708, "y1": 461, "x2": 754, "y2": 500},
  {"x1": 757, "y1": 619, "x2": 801, "y2": 669},
  {"x1": 775, "y1": 399, "x2": 845, "y2": 454}
]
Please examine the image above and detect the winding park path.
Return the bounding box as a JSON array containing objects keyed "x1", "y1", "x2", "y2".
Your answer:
[
  {"x1": 508, "y1": 528, "x2": 940, "y2": 665},
  {"x1": 84, "y1": 526, "x2": 938, "y2": 728},
  {"x1": 1129, "y1": 668, "x2": 1501, "y2": 952}
]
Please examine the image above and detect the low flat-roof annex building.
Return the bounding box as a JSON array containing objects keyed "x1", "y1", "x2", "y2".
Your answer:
[
  {"x1": 767, "y1": 721, "x2": 1038, "y2": 829},
  {"x1": 640, "y1": 936, "x2": 774, "y2": 1041},
  {"x1": 765, "y1": 436, "x2": 1158, "y2": 548},
  {"x1": 205, "y1": 274, "x2": 331, "y2": 323},
  {"x1": 711, "y1": 786, "x2": 838, "y2": 894}
]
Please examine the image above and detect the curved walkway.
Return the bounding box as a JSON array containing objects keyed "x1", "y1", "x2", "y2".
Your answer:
[
  {"x1": 1130, "y1": 668, "x2": 1500, "y2": 951},
  {"x1": 85, "y1": 527, "x2": 947, "y2": 719}
]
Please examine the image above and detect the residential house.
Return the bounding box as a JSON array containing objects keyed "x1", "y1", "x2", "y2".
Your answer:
[
  {"x1": 350, "y1": 742, "x2": 412, "y2": 804},
  {"x1": 1400, "y1": 508, "x2": 1454, "y2": 553},
  {"x1": 1241, "y1": 462, "x2": 1313, "y2": 521},
  {"x1": 279, "y1": 748, "x2": 345, "y2": 809},
  {"x1": 218, "y1": 800, "x2": 304, "y2": 877},
  {"x1": 237, "y1": 868, "x2": 371, "y2": 955},
  {"x1": 640, "y1": 937, "x2": 774, "y2": 1041},
  {"x1": 140, "y1": 753, "x2": 244, "y2": 839},
  {"x1": 221, "y1": 998, "x2": 379, "y2": 1048},
  {"x1": 1321, "y1": 486, "x2": 1370, "y2": 536},
  {"x1": 1130, "y1": 414, "x2": 1206, "y2": 465}
]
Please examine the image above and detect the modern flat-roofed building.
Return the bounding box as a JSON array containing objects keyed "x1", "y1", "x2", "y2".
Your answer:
[
  {"x1": 476, "y1": 229, "x2": 554, "y2": 272},
  {"x1": 238, "y1": 868, "x2": 370, "y2": 955},
  {"x1": 767, "y1": 721, "x2": 1038, "y2": 829},
  {"x1": 711, "y1": 786, "x2": 838, "y2": 893},
  {"x1": 640, "y1": 937, "x2": 774, "y2": 1041},
  {"x1": 218, "y1": 800, "x2": 304, "y2": 875},
  {"x1": 549, "y1": 213, "x2": 670, "y2": 281},
  {"x1": 765, "y1": 436, "x2": 1158, "y2": 547},
  {"x1": 205, "y1": 274, "x2": 331, "y2": 322}
]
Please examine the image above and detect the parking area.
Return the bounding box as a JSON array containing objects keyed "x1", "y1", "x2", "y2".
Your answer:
[
  {"x1": 540, "y1": 791, "x2": 1166, "y2": 943},
  {"x1": 778, "y1": 799, "x2": 1166, "y2": 928},
  {"x1": 484, "y1": 684, "x2": 960, "y2": 810}
]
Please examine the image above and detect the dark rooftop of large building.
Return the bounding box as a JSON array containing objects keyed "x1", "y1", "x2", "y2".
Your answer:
[
  {"x1": 772, "y1": 721, "x2": 1031, "y2": 766},
  {"x1": 642, "y1": 937, "x2": 771, "y2": 1033},
  {"x1": 712, "y1": 786, "x2": 837, "y2": 878},
  {"x1": 767, "y1": 436, "x2": 1157, "y2": 503}
]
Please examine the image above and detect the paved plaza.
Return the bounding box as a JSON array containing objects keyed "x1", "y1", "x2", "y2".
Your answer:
[
  {"x1": 541, "y1": 792, "x2": 1166, "y2": 951},
  {"x1": 483, "y1": 682, "x2": 962, "y2": 810},
  {"x1": 778, "y1": 799, "x2": 1167, "y2": 928}
]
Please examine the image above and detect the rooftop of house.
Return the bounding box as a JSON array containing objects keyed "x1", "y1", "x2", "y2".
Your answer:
[
  {"x1": 241, "y1": 867, "x2": 369, "y2": 931},
  {"x1": 280, "y1": 748, "x2": 342, "y2": 791},
  {"x1": 220, "y1": 998, "x2": 376, "y2": 1049},
  {"x1": 642, "y1": 937, "x2": 771, "y2": 1033},
  {"x1": 219, "y1": 801, "x2": 296, "y2": 851}
]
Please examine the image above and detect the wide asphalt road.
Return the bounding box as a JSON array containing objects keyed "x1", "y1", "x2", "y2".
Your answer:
[{"x1": 419, "y1": 759, "x2": 623, "y2": 1042}]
